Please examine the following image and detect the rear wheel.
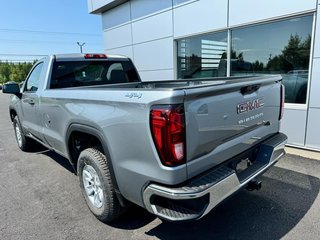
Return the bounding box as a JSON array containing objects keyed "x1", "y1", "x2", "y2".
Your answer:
[
  {"x1": 13, "y1": 116, "x2": 31, "y2": 151},
  {"x1": 78, "y1": 148, "x2": 124, "y2": 223}
]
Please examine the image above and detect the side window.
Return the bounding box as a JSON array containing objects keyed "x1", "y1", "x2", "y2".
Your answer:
[{"x1": 25, "y1": 63, "x2": 44, "y2": 92}]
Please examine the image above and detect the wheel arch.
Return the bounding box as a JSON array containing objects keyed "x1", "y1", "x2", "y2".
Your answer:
[
  {"x1": 66, "y1": 124, "x2": 111, "y2": 172},
  {"x1": 9, "y1": 107, "x2": 17, "y2": 122},
  {"x1": 65, "y1": 123, "x2": 125, "y2": 205}
]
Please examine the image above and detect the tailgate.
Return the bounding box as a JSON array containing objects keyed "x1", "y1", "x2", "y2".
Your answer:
[{"x1": 184, "y1": 75, "x2": 282, "y2": 179}]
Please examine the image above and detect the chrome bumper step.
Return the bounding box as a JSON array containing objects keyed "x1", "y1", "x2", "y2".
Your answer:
[{"x1": 143, "y1": 133, "x2": 287, "y2": 221}]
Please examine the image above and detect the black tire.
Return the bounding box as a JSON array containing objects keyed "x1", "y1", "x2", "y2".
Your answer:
[
  {"x1": 13, "y1": 116, "x2": 31, "y2": 151},
  {"x1": 78, "y1": 147, "x2": 123, "y2": 223}
]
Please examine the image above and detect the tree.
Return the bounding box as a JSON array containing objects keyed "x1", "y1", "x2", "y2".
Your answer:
[
  {"x1": 0, "y1": 61, "x2": 10, "y2": 82},
  {"x1": 0, "y1": 61, "x2": 34, "y2": 83},
  {"x1": 252, "y1": 60, "x2": 264, "y2": 71},
  {"x1": 230, "y1": 33, "x2": 311, "y2": 74},
  {"x1": 266, "y1": 33, "x2": 311, "y2": 73}
]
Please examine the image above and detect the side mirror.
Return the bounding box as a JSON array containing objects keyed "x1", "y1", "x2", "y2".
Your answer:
[{"x1": 2, "y1": 82, "x2": 22, "y2": 98}]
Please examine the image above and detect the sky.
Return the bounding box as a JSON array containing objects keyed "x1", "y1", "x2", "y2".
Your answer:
[{"x1": 0, "y1": 0, "x2": 104, "y2": 62}]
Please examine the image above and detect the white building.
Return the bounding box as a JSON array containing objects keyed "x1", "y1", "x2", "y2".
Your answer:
[{"x1": 88, "y1": 0, "x2": 320, "y2": 151}]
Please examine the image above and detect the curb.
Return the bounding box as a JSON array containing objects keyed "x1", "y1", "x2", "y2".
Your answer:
[{"x1": 285, "y1": 146, "x2": 320, "y2": 161}]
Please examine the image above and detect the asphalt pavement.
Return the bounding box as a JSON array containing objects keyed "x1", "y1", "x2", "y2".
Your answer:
[{"x1": 0, "y1": 92, "x2": 320, "y2": 240}]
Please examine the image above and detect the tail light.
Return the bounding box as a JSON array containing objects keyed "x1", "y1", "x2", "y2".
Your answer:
[
  {"x1": 279, "y1": 84, "x2": 285, "y2": 120},
  {"x1": 150, "y1": 104, "x2": 186, "y2": 167},
  {"x1": 84, "y1": 54, "x2": 107, "y2": 59}
]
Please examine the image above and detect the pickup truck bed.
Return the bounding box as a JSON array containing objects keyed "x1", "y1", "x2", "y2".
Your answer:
[{"x1": 2, "y1": 54, "x2": 287, "y2": 222}]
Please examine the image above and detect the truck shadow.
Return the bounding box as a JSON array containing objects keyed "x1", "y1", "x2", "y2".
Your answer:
[
  {"x1": 30, "y1": 144, "x2": 75, "y2": 174},
  {"x1": 43, "y1": 151, "x2": 75, "y2": 173},
  {"x1": 145, "y1": 165, "x2": 320, "y2": 240},
  {"x1": 35, "y1": 148, "x2": 320, "y2": 239},
  {"x1": 112, "y1": 164, "x2": 320, "y2": 240}
]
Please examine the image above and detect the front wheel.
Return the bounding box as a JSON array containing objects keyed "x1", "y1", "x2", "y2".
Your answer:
[
  {"x1": 78, "y1": 148, "x2": 124, "y2": 223},
  {"x1": 13, "y1": 116, "x2": 31, "y2": 151}
]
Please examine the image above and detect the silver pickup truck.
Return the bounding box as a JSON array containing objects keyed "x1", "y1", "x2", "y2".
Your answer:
[{"x1": 2, "y1": 54, "x2": 287, "y2": 223}]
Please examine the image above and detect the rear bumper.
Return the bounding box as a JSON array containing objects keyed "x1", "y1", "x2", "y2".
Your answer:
[{"x1": 143, "y1": 132, "x2": 287, "y2": 221}]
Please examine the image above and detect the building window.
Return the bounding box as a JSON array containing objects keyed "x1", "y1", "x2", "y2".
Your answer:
[
  {"x1": 177, "y1": 31, "x2": 228, "y2": 79},
  {"x1": 231, "y1": 15, "x2": 313, "y2": 104}
]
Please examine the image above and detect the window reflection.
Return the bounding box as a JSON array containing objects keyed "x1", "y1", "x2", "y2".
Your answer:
[
  {"x1": 231, "y1": 15, "x2": 313, "y2": 104},
  {"x1": 176, "y1": 15, "x2": 313, "y2": 104},
  {"x1": 177, "y1": 31, "x2": 228, "y2": 79}
]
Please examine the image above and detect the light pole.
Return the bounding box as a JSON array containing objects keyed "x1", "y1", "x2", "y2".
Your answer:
[{"x1": 77, "y1": 42, "x2": 86, "y2": 53}]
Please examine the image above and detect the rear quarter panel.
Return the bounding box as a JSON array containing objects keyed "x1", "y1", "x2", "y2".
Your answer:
[{"x1": 39, "y1": 88, "x2": 187, "y2": 206}]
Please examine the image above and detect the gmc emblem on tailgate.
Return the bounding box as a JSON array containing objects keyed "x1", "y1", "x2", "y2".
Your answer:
[{"x1": 237, "y1": 98, "x2": 264, "y2": 114}]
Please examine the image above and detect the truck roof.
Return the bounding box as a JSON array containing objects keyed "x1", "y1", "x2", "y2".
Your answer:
[{"x1": 53, "y1": 53, "x2": 129, "y2": 61}]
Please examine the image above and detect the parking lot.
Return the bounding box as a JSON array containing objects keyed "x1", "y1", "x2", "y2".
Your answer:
[{"x1": 0, "y1": 92, "x2": 320, "y2": 240}]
